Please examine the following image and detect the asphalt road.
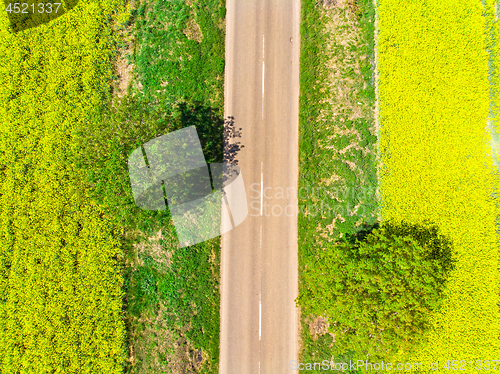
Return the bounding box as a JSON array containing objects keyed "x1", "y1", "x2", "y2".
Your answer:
[{"x1": 220, "y1": 0, "x2": 301, "y2": 373}]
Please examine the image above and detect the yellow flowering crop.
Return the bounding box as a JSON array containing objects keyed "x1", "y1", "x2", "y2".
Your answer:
[{"x1": 377, "y1": 0, "x2": 500, "y2": 366}]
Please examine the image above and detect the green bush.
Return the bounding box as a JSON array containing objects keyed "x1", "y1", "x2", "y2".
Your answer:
[
  {"x1": 76, "y1": 95, "x2": 223, "y2": 231},
  {"x1": 299, "y1": 220, "x2": 456, "y2": 362}
]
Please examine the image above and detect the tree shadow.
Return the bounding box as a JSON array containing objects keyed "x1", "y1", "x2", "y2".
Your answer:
[
  {"x1": 174, "y1": 101, "x2": 224, "y2": 164},
  {"x1": 343, "y1": 222, "x2": 380, "y2": 245},
  {"x1": 223, "y1": 116, "x2": 244, "y2": 166},
  {"x1": 382, "y1": 220, "x2": 456, "y2": 273},
  {"x1": 343, "y1": 219, "x2": 456, "y2": 275},
  {"x1": 172, "y1": 104, "x2": 245, "y2": 167}
]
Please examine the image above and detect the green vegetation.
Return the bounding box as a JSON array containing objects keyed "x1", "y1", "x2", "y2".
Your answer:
[
  {"x1": 299, "y1": 0, "x2": 500, "y2": 367},
  {"x1": 80, "y1": 97, "x2": 224, "y2": 373},
  {"x1": 132, "y1": 0, "x2": 225, "y2": 110},
  {"x1": 297, "y1": 0, "x2": 378, "y2": 369},
  {"x1": 0, "y1": 1, "x2": 127, "y2": 372},
  {"x1": 76, "y1": 0, "x2": 226, "y2": 372},
  {"x1": 299, "y1": 220, "x2": 456, "y2": 362}
]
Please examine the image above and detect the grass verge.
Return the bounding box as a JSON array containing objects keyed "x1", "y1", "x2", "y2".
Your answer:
[
  {"x1": 297, "y1": 0, "x2": 378, "y2": 369},
  {"x1": 377, "y1": 0, "x2": 500, "y2": 364}
]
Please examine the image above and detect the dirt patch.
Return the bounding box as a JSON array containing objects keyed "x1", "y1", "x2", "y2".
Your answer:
[
  {"x1": 133, "y1": 230, "x2": 173, "y2": 269},
  {"x1": 322, "y1": 0, "x2": 336, "y2": 8},
  {"x1": 125, "y1": 228, "x2": 178, "y2": 271},
  {"x1": 323, "y1": 0, "x2": 361, "y2": 15},
  {"x1": 110, "y1": 2, "x2": 137, "y2": 102},
  {"x1": 320, "y1": 173, "x2": 343, "y2": 186},
  {"x1": 114, "y1": 42, "x2": 134, "y2": 99},
  {"x1": 183, "y1": 13, "x2": 203, "y2": 42},
  {"x1": 322, "y1": 0, "x2": 358, "y2": 11},
  {"x1": 308, "y1": 316, "x2": 335, "y2": 342},
  {"x1": 323, "y1": 214, "x2": 346, "y2": 238},
  {"x1": 319, "y1": 9, "x2": 365, "y2": 124}
]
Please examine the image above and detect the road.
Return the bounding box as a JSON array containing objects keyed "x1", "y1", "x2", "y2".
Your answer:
[{"x1": 220, "y1": 0, "x2": 301, "y2": 373}]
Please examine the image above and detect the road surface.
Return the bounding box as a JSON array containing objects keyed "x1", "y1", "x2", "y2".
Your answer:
[{"x1": 220, "y1": 0, "x2": 301, "y2": 373}]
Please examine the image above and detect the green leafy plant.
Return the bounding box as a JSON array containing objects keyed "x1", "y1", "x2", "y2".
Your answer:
[{"x1": 300, "y1": 221, "x2": 456, "y2": 362}]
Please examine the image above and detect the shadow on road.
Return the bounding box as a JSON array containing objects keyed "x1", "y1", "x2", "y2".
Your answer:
[{"x1": 223, "y1": 116, "x2": 244, "y2": 166}]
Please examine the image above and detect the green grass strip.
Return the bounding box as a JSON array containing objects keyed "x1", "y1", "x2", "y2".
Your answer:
[{"x1": 78, "y1": 1, "x2": 226, "y2": 372}]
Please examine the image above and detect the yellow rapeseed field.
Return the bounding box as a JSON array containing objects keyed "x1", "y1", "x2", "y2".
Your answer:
[
  {"x1": 377, "y1": 0, "x2": 500, "y2": 365},
  {"x1": 0, "y1": 1, "x2": 127, "y2": 372}
]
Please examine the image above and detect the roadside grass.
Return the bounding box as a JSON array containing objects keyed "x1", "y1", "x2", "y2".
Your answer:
[
  {"x1": 298, "y1": 0, "x2": 377, "y2": 369},
  {"x1": 78, "y1": 0, "x2": 226, "y2": 372},
  {"x1": 377, "y1": 0, "x2": 500, "y2": 364},
  {"x1": 131, "y1": 0, "x2": 225, "y2": 112}
]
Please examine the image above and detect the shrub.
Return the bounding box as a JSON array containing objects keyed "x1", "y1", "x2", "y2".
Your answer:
[{"x1": 299, "y1": 221, "x2": 455, "y2": 361}]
